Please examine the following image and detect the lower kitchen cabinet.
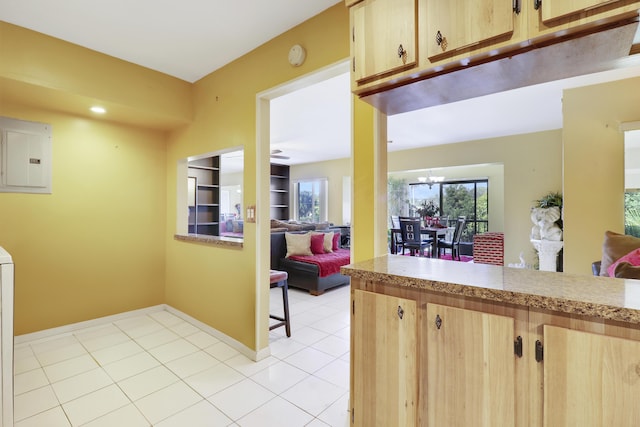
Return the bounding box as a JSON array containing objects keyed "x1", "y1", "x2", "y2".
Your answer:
[
  {"x1": 426, "y1": 303, "x2": 516, "y2": 426},
  {"x1": 351, "y1": 289, "x2": 417, "y2": 426},
  {"x1": 350, "y1": 276, "x2": 640, "y2": 426},
  {"x1": 542, "y1": 325, "x2": 640, "y2": 426}
]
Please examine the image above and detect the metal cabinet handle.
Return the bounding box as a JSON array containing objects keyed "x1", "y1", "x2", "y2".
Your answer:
[
  {"x1": 397, "y1": 44, "x2": 405, "y2": 58},
  {"x1": 435, "y1": 31, "x2": 448, "y2": 52}
]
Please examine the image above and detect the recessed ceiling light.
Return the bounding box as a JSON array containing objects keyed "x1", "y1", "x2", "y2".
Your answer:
[{"x1": 90, "y1": 106, "x2": 106, "y2": 114}]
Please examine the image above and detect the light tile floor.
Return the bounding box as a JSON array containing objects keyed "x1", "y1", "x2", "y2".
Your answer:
[{"x1": 13, "y1": 285, "x2": 351, "y2": 426}]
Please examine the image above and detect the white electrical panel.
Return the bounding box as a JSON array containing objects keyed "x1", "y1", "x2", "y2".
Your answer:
[{"x1": 0, "y1": 116, "x2": 52, "y2": 194}]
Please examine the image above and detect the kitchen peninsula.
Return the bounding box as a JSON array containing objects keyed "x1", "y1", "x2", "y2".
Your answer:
[{"x1": 341, "y1": 255, "x2": 640, "y2": 427}]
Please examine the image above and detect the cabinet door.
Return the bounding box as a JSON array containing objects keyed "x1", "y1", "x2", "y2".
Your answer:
[
  {"x1": 426, "y1": 303, "x2": 516, "y2": 426},
  {"x1": 424, "y1": 0, "x2": 515, "y2": 60},
  {"x1": 351, "y1": 0, "x2": 417, "y2": 83},
  {"x1": 351, "y1": 290, "x2": 417, "y2": 427},
  {"x1": 543, "y1": 325, "x2": 640, "y2": 426},
  {"x1": 541, "y1": 0, "x2": 624, "y2": 22}
]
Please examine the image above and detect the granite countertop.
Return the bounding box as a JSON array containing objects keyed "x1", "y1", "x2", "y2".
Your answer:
[
  {"x1": 174, "y1": 233, "x2": 243, "y2": 248},
  {"x1": 341, "y1": 255, "x2": 640, "y2": 325}
]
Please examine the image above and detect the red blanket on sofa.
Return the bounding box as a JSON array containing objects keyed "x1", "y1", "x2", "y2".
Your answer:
[{"x1": 288, "y1": 249, "x2": 351, "y2": 277}]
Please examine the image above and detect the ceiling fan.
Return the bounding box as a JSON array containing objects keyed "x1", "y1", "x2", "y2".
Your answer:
[{"x1": 270, "y1": 149, "x2": 290, "y2": 160}]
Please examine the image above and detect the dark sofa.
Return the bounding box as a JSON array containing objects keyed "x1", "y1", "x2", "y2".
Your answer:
[{"x1": 270, "y1": 231, "x2": 350, "y2": 295}]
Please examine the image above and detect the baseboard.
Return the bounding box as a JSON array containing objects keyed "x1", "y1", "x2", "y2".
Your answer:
[
  {"x1": 15, "y1": 304, "x2": 270, "y2": 362},
  {"x1": 164, "y1": 305, "x2": 270, "y2": 362},
  {"x1": 15, "y1": 305, "x2": 166, "y2": 346}
]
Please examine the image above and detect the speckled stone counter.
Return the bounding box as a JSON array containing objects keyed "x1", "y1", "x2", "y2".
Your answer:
[
  {"x1": 174, "y1": 234, "x2": 243, "y2": 248},
  {"x1": 341, "y1": 255, "x2": 640, "y2": 325}
]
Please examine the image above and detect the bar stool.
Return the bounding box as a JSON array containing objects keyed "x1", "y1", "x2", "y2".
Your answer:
[{"x1": 269, "y1": 270, "x2": 291, "y2": 337}]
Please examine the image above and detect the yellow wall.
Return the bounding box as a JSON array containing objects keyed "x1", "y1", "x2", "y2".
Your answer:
[
  {"x1": 0, "y1": 5, "x2": 350, "y2": 347},
  {"x1": 0, "y1": 22, "x2": 192, "y2": 129},
  {"x1": 0, "y1": 105, "x2": 167, "y2": 334},
  {"x1": 3, "y1": 2, "x2": 635, "y2": 349},
  {"x1": 351, "y1": 97, "x2": 379, "y2": 261},
  {"x1": 0, "y1": 21, "x2": 192, "y2": 334},
  {"x1": 163, "y1": 4, "x2": 350, "y2": 350},
  {"x1": 563, "y1": 76, "x2": 640, "y2": 274}
]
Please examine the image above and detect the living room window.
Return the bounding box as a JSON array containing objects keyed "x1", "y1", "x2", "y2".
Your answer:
[{"x1": 293, "y1": 178, "x2": 328, "y2": 223}]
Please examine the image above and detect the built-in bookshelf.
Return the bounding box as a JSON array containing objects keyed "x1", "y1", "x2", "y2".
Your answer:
[
  {"x1": 270, "y1": 163, "x2": 290, "y2": 220},
  {"x1": 188, "y1": 156, "x2": 220, "y2": 235}
]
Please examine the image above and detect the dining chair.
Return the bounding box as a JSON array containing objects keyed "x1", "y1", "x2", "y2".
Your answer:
[
  {"x1": 390, "y1": 215, "x2": 403, "y2": 254},
  {"x1": 393, "y1": 216, "x2": 421, "y2": 254},
  {"x1": 399, "y1": 218, "x2": 432, "y2": 257},
  {"x1": 401, "y1": 216, "x2": 435, "y2": 246},
  {"x1": 438, "y1": 216, "x2": 466, "y2": 260}
]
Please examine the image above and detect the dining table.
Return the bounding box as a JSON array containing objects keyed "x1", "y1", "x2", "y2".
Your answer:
[{"x1": 390, "y1": 226, "x2": 449, "y2": 257}]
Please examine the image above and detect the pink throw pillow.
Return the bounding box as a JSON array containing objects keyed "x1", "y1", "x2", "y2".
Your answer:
[
  {"x1": 607, "y1": 247, "x2": 640, "y2": 277},
  {"x1": 310, "y1": 233, "x2": 325, "y2": 255},
  {"x1": 332, "y1": 232, "x2": 341, "y2": 251}
]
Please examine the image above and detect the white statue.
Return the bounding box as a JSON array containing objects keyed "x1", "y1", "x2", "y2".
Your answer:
[
  {"x1": 508, "y1": 252, "x2": 530, "y2": 269},
  {"x1": 530, "y1": 206, "x2": 562, "y2": 241}
]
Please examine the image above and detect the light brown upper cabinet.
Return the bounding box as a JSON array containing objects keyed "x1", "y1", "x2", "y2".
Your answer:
[
  {"x1": 530, "y1": 0, "x2": 640, "y2": 38},
  {"x1": 541, "y1": 0, "x2": 631, "y2": 22},
  {"x1": 350, "y1": 0, "x2": 418, "y2": 85},
  {"x1": 347, "y1": 0, "x2": 639, "y2": 100},
  {"x1": 422, "y1": 0, "x2": 520, "y2": 62}
]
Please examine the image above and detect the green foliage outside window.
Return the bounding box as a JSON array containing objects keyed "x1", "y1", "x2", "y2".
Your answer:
[
  {"x1": 442, "y1": 184, "x2": 475, "y2": 220},
  {"x1": 388, "y1": 177, "x2": 409, "y2": 222},
  {"x1": 298, "y1": 190, "x2": 317, "y2": 222},
  {"x1": 297, "y1": 180, "x2": 324, "y2": 223},
  {"x1": 625, "y1": 191, "x2": 640, "y2": 237}
]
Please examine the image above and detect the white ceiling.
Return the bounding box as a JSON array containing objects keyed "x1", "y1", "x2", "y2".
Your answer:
[
  {"x1": 2, "y1": 1, "x2": 640, "y2": 166},
  {"x1": 0, "y1": 0, "x2": 341, "y2": 83},
  {"x1": 270, "y1": 59, "x2": 640, "y2": 166}
]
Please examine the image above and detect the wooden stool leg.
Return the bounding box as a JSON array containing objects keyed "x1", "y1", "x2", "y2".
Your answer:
[
  {"x1": 281, "y1": 280, "x2": 291, "y2": 337},
  {"x1": 269, "y1": 275, "x2": 291, "y2": 337}
]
